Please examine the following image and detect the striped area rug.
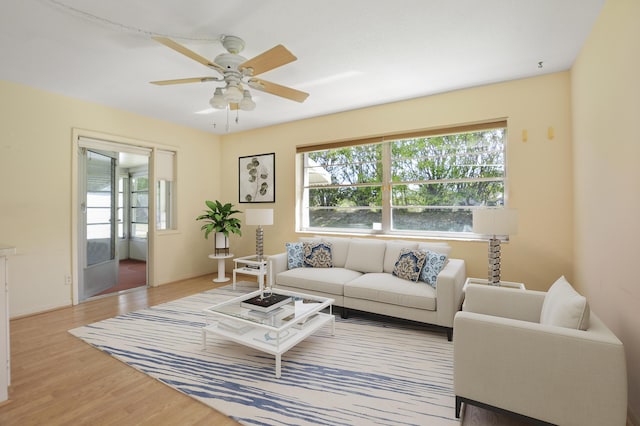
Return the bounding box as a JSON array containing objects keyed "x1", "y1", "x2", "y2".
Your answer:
[{"x1": 69, "y1": 283, "x2": 458, "y2": 425}]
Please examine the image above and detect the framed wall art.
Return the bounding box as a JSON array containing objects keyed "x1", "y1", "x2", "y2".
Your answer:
[{"x1": 239, "y1": 152, "x2": 275, "y2": 203}]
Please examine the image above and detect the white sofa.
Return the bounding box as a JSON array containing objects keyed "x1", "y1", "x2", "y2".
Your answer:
[
  {"x1": 269, "y1": 236, "x2": 466, "y2": 340},
  {"x1": 454, "y1": 278, "x2": 627, "y2": 425}
]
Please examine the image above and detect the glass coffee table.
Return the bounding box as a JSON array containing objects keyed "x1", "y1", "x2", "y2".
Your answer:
[{"x1": 202, "y1": 289, "x2": 335, "y2": 378}]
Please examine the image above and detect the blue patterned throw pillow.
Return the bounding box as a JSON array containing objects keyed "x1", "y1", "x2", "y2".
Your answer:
[
  {"x1": 285, "y1": 242, "x2": 304, "y2": 269},
  {"x1": 392, "y1": 248, "x2": 427, "y2": 282},
  {"x1": 420, "y1": 250, "x2": 448, "y2": 288},
  {"x1": 303, "y1": 242, "x2": 333, "y2": 268}
]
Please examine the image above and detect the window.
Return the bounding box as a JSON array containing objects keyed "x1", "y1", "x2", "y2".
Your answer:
[
  {"x1": 117, "y1": 175, "x2": 128, "y2": 239},
  {"x1": 130, "y1": 174, "x2": 148, "y2": 239},
  {"x1": 155, "y1": 150, "x2": 176, "y2": 231},
  {"x1": 299, "y1": 121, "x2": 507, "y2": 237}
]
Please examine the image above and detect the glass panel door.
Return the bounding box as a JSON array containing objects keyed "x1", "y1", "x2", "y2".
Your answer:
[{"x1": 80, "y1": 149, "x2": 118, "y2": 300}]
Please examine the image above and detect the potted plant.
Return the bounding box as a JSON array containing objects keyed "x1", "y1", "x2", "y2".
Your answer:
[{"x1": 196, "y1": 200, "x2": 242, "y2": 254}]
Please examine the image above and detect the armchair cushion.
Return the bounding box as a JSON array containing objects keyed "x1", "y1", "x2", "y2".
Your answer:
[{"x1": 540, "y1": 276, "x2": 590, "y2": 330}]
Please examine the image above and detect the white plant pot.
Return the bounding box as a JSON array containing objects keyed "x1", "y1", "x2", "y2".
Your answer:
[{"x1": 214, "y1": 232, "x2": 229, "y2": 250}]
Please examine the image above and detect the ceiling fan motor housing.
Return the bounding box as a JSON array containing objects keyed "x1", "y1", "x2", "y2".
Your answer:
[{"x1": 221, "y1": 35, "x2": 245, "y2": 54}]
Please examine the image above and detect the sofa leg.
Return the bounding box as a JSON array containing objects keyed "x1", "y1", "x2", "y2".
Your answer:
[
  {"x1": 455, "y1": 396, "x2": 462, "y2": 418},
  {"x1": 341, "y1": 308, "x2": 348, "y2": 319},
  {"x1": 446, "y1": 328, "x2": 453, "y2": 342}
]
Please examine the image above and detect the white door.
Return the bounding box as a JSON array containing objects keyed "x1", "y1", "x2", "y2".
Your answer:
[{"x1": 79, "y1": 148, "x2": 118, "y2": 300}]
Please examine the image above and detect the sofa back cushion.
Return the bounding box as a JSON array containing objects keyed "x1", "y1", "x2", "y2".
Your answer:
[
  {"x1": 417, "y1": 242, "x2": 452, "y2": 257},
  {"x1": 344, "y1": 238, "x2": 386, "y2": 273},
  {"x1": 321, "y1": 237, "x2": 351, "y2": 268},
  {"x1": 383, "y1": 241, "x2": 419, "y2": 273},
  {"x1": 540, "y1": 276, "x2": 590, "y2": 330}
]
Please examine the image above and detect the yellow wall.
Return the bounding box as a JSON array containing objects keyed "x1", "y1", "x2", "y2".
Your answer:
[
  {"x1": 221, "y1": 72, "x2": 574, "y2": 291},
  {"x1": 571, "y1": 0, "x2": 640, "y2": 420},
  {"x1": 0, "y1": 80, "x2": 221, "y2": 317}
]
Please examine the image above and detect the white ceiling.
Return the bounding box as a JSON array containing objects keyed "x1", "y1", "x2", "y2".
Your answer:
[{"x1": 0, "y1": 0, "x2": 604, "y2": 135}]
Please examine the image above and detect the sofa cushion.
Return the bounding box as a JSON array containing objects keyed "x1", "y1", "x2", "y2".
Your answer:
[
  {"x1": 383, "y1": 241, "x2": 419, "y2": 273},
  {"x1": 345, "y1": 273, "x2": 436, "y2": 311},
  {"x1": 419, "y1": 250, "x2": 449, "y2": 288},
  {"x1": 303, "y1": 242, "x2": 333, "y2": 268},
  {"x1": 285, "y1": 242, "x2": 304, "y2": 269},
  {"x1": 344, "y1": 238, "x2": 386, "y2": 273},
  {"x1": 392, "y1": 248, "x2": 427, "y2": 282},
  {"x1": 321, "y1": 237, "x2": 351, "y2": 268},
  {"x1": 540, "y1": 276, "x2": 590, "y2": 330},
  {"x1": 276, "y1": 267, "x2": 362, "y2": 296}
]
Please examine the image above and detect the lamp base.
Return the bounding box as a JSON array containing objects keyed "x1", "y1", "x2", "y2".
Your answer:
[
  {"x1": 255, "y1": 226, "x2": 264, "y2": 261},
  {"x1": 487, "y1": 237, "x2": 501, "y2": 285}
]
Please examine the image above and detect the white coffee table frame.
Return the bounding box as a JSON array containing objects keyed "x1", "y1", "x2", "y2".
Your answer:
[{"x1": 202, "y1": 289, "x2": 335, "y2": 378}]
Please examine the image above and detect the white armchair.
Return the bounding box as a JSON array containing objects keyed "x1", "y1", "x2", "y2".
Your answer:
[{"x1": 453, "y1": 279, "x2": 627, "y2": 426}]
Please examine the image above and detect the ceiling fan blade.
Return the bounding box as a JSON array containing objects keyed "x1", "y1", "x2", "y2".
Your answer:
[
  {"x1": 150, "y1": 77, "x2": 219, "y2": 85},
  {"x1": 153, "y1": 36, "x2": 225, "y2": 73},
  {"x1": 249, "y1": 78, "x2": 309, "y2": 103},
  {"x1": 239, "y1": 45, "x2": 296, "y2": 76}
]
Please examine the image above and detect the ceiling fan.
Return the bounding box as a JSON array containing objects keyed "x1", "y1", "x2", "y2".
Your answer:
[{"x1": 151, "y1": 35, "x2": 309, "y2": 111}]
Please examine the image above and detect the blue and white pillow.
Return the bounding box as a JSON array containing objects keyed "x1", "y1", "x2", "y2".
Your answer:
[
  {"x1": 303, "y1": 242, "x2": 333, "y2": 268},
  {"x1": 285, "y1": 242, "x2": 304, "y2": 269},
  {"x1": 420, "y1": 250, "x2": 448, "y2": 288},
  {"x1": 392, "y1": 248, "x2": 427, "y2": 282}
]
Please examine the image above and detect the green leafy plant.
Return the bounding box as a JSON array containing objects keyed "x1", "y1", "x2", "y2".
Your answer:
[{"x1": 195, "y1": 200, "x2": 242, "y2": 239}]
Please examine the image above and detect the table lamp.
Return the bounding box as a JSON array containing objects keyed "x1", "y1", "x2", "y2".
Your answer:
[
  {"x1": 245, "y1": 208, "x2": 274, "y2": 261},
  {"x1": 472, "y1": 208, "x2": 518, "y2": 285}
]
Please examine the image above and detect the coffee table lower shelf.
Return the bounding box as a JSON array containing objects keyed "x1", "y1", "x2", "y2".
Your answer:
[{"x1": 202, "y1": 312, "x2": 334, "y2": 378}]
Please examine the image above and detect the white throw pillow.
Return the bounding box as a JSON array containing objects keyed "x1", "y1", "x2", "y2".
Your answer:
[
  {"x1": 344, "y1": 238, "x2": 386, "y2": 273},
  {"x1": 540, "y1": 276, "x2": 590, "y2": 330}
]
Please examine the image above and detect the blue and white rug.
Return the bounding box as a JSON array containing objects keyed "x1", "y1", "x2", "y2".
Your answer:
[{"x1": 69, "y1": 283, "x2": 458, "y2": 425}]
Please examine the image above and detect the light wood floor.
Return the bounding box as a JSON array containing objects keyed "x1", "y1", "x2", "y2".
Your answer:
[
  {"x1": 0, "y1": 272, "x2": 534, "y2": 426},
  {"x1": 0, "y1": 273, "x2": 242, "y2": 426}
]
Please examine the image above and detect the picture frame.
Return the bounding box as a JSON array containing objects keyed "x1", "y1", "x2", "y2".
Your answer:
[{"x1": 239, "y1": 152, "x2": 275, "y2": 203}]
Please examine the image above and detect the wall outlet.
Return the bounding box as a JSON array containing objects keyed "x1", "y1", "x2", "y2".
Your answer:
[{"x1": 65, "y1": 275, "x2": 72, "y2": 286}]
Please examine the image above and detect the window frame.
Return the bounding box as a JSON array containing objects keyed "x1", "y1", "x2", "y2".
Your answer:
[{"x1": 297, "y1": 120, "x2": 508, "y2": 239}]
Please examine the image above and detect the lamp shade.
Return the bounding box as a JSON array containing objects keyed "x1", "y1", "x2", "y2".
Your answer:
[
  {"x1": 472, "y1": 208, "x2": 518, "y2": 236},
  {"x1": 245, "y1": 208, "x2": 273, "y2": 226}
]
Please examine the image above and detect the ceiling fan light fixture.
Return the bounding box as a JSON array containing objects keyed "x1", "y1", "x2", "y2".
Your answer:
[
  {"x1": 239, "y1": 90, "x2": 256, "y2": 111},
  {"x1": 210, "y1": 87, "x2": 227, "y2": 109},
  {"x1": 223, "y1": 84, "x2": 243, "y2": 103}
]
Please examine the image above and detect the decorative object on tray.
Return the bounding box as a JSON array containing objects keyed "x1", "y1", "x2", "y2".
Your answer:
[
  {"x1": 245, "y1": 208, "x2": 273, "y2": 261},
  {"x1": 472, "y1": 207, "x2": 518, "y2": 285},
  {"x1": 195, "y1": 200, "x2": 242, "y2": 255},
  {"x1": 239, "y1": 152, "x2": 275, "y2": 203},
  {"x1": 241, "y1": 293, "x2": 291, "y2": 312}
]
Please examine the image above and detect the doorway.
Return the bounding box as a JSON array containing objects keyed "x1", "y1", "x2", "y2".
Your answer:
[{"x1": 77, "y1": 140, "x2": 150, "y2": 301}]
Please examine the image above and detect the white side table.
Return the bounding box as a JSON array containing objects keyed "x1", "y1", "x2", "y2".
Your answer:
[
  {"x1": 233, "y1": 255, "x2": 271, "y2": 291},
  {"x1": 463, "y1": 277, "x2": 526, "y2": 291},
  {"x1": 208, "y1": 253, "x2": 234, "y2": 283}
]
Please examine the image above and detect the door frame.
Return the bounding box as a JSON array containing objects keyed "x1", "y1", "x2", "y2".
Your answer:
[{"x1": 71, "y1": 129, "x2": 159, "y2": 305}]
